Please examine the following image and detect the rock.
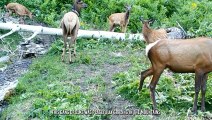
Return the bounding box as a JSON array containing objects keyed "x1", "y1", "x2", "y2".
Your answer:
[
  {"x1": 0, "y1": 56, "x2": 10, "y2": 63},
  {"x1": 38, "y1": 47, "x2": 45, "y2": 50},
  {"x1": 166, "y1": 27, "x2": 187, "y2": 39},
  {"x1": 0, "y1": 66, "x2": 7, "y2": 72},
  {"x1": 19, "y1": 41, "x2": 48, "y2": 58},
  {"x1": 39, "y1": 50, "x2": 48, "y2": 55},
  {"x1": 25, "y1": 45, "x2": 32, "y2": 48}
]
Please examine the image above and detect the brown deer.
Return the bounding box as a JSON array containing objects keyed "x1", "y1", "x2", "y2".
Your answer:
[
  {"x1": 5, "y1": 3, "x2": 32, "y2": 23},
  {"x1": 140, "y1": 17, "x2": 168, "y2": 44},
  {"x1": 139, "y1": 35, "x2": 212, "y2": 113},
  {"x1": 60, "y1": 0, "x2": 87, "y2": 63},
  {"x1": 139, "y1": 16, "x2": 212, "y2": 114},
  {"x1": 109, "y1": 5, "x2": 131, "y2": 33}
]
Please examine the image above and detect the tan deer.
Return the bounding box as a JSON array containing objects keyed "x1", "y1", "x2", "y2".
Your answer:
[
  {"x1": 5, "y1": 3, "x2": 32, "y2": 23},
  {"x1": 109, "y1": 5, "x2": 131, "y2": 33},
  {"x1": 60, "y1": 0, "x2": 87, "y2": 63},
  {"x1": 140, "y1": 17, "x2": 168, "y2": 44}
]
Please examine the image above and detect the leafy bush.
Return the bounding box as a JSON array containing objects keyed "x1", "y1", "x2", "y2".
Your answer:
[
  {"x1": 166, "y1": 1, "x2": 212, "y2": 36},
  {"x1": 0, "y1": 0, "x2": 211, "y2": 36},
  {"x1": 81, "y1": 0, "x2": 212, "y2": 36},
  {"x1": 0, "y1": 1, "x2": 212, "y2": 119},
  {"x1": 48, "y1": 39, "x2": 63, "y2": 55}
]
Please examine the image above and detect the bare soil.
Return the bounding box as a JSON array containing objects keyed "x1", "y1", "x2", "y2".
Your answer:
[{"x1": 70, "y1": 62, "x2": 138, "y2": 120}]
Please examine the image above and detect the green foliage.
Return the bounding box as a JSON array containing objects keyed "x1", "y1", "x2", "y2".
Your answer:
[
  {"x1": 0, "y1": 0, "x2": 211, "y2": 36},
  {"x1": 81, "y1": 0, "x2": 212, "y2": 36},
  {"x1": 79, "y1": 53, "x2": 91, "y2": 64},
  {"x1": 112, "y1": 72, "x2": 129, "y2": 86},
  {"x1": 3, "y1": 38, "x2": 212, "y2": 119},
  {"x1": 48, "y1": 39, "x2": 63, "y2": 55},
  {"x1": 1, "y1": 55, "x2": 91, "y2": 119},
  {"x1": 1, "y1": 0, "x2": 212, "y2": 119},
  {"x1": 38, "y1": 0, "x2": 72, "y2": 26},
  {"x1": 118, "y1": 80, "x2": 152, "y2": 109},
  {"x1": 166, "y1": 1, "x2": 212, "y2": 36}
]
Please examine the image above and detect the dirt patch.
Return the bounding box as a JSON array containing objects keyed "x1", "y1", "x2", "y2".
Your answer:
[
  {"x1": 0, "y1": 59, "x2": 31, "y2": 114},
  {"x1": 70, "y1": 62, "x2": 138, "y2": 120},
  {"x1": 102, "y1": 63, "x2": 138, "y2": 120}
]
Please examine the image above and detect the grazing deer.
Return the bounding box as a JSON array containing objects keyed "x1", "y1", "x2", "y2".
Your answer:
[
  {"x1": 109, "y1": 5, "x2": 131, "y2": 33},
  {"x1": 5, "y1": 3, "x2": 32, "y2": 24},
  {"x1": 60, "y1": 0, "x2": 87, "y2": 63}
]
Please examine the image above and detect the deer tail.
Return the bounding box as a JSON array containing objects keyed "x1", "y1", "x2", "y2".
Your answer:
[{"x1": 63, "y1": 17, "x2": 76, "y2": 35}]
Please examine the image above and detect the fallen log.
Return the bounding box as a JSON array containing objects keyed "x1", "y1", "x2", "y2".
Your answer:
[{"x1": 0, "y1": 23, "x2": 143, "y2": 41}]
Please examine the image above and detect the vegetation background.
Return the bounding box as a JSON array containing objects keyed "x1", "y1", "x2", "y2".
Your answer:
[
  {"x1": 0, "y1": 0, "x2": 212, "y2": 119},
  {"x1": 0, "y1": 0, "x2": 211, "y2": 36}
]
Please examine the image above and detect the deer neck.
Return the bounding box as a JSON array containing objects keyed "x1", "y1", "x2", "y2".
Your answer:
[
  {"x1": 125, "y1": 10, "x2": 130, "y2": 23},
  {"x1": 72, "y1": 4, "x2": 80, "y2": 16},
  {"x1": 142, "y1": 23, "x2": 153, "y2": 44}
]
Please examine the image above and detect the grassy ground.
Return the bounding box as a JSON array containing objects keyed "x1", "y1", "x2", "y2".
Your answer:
[{"x1": 1, "y1": 38, "x2": 212, "y2": 120}]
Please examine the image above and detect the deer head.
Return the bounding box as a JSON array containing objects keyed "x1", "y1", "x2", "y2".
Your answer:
[{"x1": 73, "y1": 0, "x2": 87, "y2": 14}]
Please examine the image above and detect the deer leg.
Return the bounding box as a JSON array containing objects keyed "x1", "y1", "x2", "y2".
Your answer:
[
  {"x1": 120, "y1": 25, "x2": 124, "y2": 33},
  {"x1": 19, "y1": 17, "x2": 24, "y2": 24},
  {"x1": 73, "y1": 40, "x2": 77, "y2": 57},
  {"x1": 192, "y1": 71, "x2": 203, "y2": 114},
  {"x1": 61, "y1": 35, "x2": 67, "y2": 62},
  {"x1": 5, "y1": 13, "x2": 9, "y2": 18},
  {"x1": 5, "y1": 10, "x2": 12, "y2": 18},
  {"x1": 72, "y1": 35, "x2": 77, "y2": 57},
  {"x1": 109, "y1": 24, "x2": 115, "y2": 32},
  {"x1": 121, "y1": 25, "x2": 127, "y2": 33},
  {"x1": 124, "y1": 26, "x2": 127, "y2": 33},
  {"x1": 139, "y1": 68, "x2": 153, "y2": 91},
  {"x1": 149, "y1": 67, "x2": 164, "y2": 110},
  {"x1": 72, "y1": 27, "x2": 78, "y2": 58},
  {"x1": 201, "y1": 73, "x2": 207, "y2": 112},
  {"x1": 68, "y1": 38, "x2": 73, "y2": 64}
]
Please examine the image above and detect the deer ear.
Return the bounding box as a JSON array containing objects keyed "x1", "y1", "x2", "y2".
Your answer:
[
  {"x1": 148, "y1": 19, "x2": 155, "y2": 24},
  {"x1": 125, "y1": 5, "x2": 131, "y2": 9},
  {"x1": 139, "y1": 16, "x2": 144, "y2": 23},
  {"x1": 76, "y1": 0, "x2": 81, "y2": 3},
  {"x1": 128, "y1": 5, "x2": 132, "y2": 9}
]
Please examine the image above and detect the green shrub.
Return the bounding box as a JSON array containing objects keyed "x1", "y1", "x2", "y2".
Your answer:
[
  {"x1": 79, "y1": 54, "x2": 91, "y2": 64},
  {"x1": 48, "y1": 39, "x2": 63, "y2": 55},
  {"x1": 1, "y1": 0, "x2": 211, "y2": 36}
]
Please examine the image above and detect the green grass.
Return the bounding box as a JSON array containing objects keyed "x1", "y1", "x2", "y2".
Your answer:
[{"x1": 1, "y1": 38, "x2": 212, "y2": 119}]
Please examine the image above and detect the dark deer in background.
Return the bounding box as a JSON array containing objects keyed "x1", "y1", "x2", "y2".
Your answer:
[
  {"x1": 139, "y1": 17, "x2": 212, "y2": 114},
  {"x1": 60, "y1": 0, "x2": 87, "y2": 63},
  {"x1": 109, "y1": 5, "x2": 131, "y2": 33}
]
